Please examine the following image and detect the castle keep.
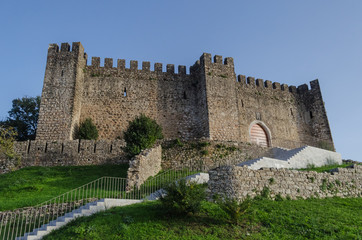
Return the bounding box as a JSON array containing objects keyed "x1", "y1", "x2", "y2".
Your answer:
[{"x1": 36, "y1": 42, "x2": 334, "y2": 150}]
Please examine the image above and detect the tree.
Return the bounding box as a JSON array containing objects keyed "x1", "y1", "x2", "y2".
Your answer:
[
  {"x1": 75, "y1": 118, "x2": 99, "y2": 140},
  {"x1": 0, "y1": 126, "x2": 19, "y2": 161},
  {"x1": 124, "y1": 114, "x2": 163, "y2": 156},
  {"x1": 0, "y1": 96, "x2": 41, "y2": 141}
]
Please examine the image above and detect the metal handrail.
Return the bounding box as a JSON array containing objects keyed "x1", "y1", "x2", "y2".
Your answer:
[{"x1": 0, "y1": 167, "x2": 200, "y2": 239}]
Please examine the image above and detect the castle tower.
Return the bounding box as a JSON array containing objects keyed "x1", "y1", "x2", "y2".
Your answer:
[
  {"x1": 36, "y1": 42, "x2": 87, "y2": 140},
  {"x1": 199, "y1": 53, "x2": 240, "y2": 141},
  {"x1": 297, "y1": 80, "x2": 335, "y2": 150}
]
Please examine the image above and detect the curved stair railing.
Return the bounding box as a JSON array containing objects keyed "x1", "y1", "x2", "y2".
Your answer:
[{"x1": 0, "y1": 167, "x2": 200, "y2": 240}]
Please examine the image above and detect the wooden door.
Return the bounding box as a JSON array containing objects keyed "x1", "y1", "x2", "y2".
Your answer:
[{"x1": 250, "y1": 124, "x2": 269, "y2": 147}]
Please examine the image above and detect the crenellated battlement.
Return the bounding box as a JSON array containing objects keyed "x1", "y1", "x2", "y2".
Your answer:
[
  {"x1": 199, "y1": 53, "x2": 234, "y2": 67},
  {"x1": 36, "y1": 42, "x2": 334, "y2": 153},
  {"x1": 48, "y1": 42, "x2": 87, "y2": 60},
  {"x1": 80, "y1": 51, "x2": 235, "y2": 77},
  {"x1": 86, "y1": 56, "x2": 194, "y2": 76},
  {"x1": 235, "y1": 73, "x2": 320, "y2": 95}
]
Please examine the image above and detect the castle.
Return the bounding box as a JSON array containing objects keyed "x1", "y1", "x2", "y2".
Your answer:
[{"x1": 36, "y1": 42, "x2": 334, "y2": 150}]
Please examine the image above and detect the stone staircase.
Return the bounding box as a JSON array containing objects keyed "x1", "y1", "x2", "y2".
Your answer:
[
  {"x1": 16, "y1": 199, "x2": 142, "y2": 240},
  {"x1": 238, "y1": 146, "x2": 342, "y2": 170},
  {"x1": 16, "y1": 172, "x2": 209, "y2": 240},
  {"x1": 16, "y1": 146, "x2": 341, "y2": 239}
]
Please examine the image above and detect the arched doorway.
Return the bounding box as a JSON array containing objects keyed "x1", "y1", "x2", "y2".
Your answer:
[{"x1": 249, "y1": 121, "x2": 271, "y2": 147}]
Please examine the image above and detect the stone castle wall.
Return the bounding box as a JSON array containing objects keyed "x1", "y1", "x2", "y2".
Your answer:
[
  {"x1": 35, "y1": 42, "x2": 334, "y2": 151},
  {"x1": 80, "y1": 58, "x2": 205, "y2": 140},
  {"x1": 13, "y1": 139, "x2": 127, "y2": 168},
  {"x1": 126, "y1": 145, "x2": 162, "y2": 190},
  {"x1": 1, "y1": 139, "x2": 272, "y2": 175},
  {"x1": 208, "y1": 165, "x2": 362, "y2": 200}
]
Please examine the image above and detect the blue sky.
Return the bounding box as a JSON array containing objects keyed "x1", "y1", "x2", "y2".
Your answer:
[{"x1": 0, "y1": 0, "x2": 361, "y2": 161}]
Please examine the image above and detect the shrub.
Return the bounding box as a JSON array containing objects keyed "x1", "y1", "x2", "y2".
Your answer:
[
  {"x1": 255, "y1": 186, "x2": 271, "y2": 200},
  {"x1": 173, "y1": 138, "x2": 184, "y2": 147},
  {"x1": 215, "y1": 196, "x2": 252, "y2": 224},
  {"x1": 75, "y1": 118, "x2": 99, "y2": 140},
  {"x1": 275, "y1": 193, "x2": 284, "y2": 201},
  {"x1": 160, "y1": 179, "x2": 206, "y2": 215},
  {"x1": 124, "y1": 114, "x2": 163, "y2": 156},
  {"x1": 200, "y1": 149, "x2": 209, "y2": 156},
  {"x1": 0, "y1": 126, "x2": 20, "y2": 167}
]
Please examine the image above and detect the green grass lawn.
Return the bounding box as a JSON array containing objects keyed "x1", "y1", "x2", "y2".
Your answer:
[
  {"x1": 0, "y1": 164, "x2": 129, "y2": 211},
  {"x1": 298, "y1": 163, "x2": 357, "y2": 173},
  {"x1": 43, "y1": 197, "x2": 362, "y2": 240}
]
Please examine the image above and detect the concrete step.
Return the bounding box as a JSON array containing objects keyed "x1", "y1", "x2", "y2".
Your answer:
[
  {"x1": 17, "y1": 172, "x2": 207, "y2": 240},
  {"x1": 238, "y1": 145, "x2": 341, "y2": 170}
]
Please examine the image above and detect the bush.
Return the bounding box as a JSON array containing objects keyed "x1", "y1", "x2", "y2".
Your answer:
[
  {"x1": 124, "y1": 114, "x2": 163, "y2": 156},
  {"x1": 160, "y1": 179, "x2": 206, "y2": 215},
  {"x1": 215, "y1": 195, "x2": 253, "y2": 224},
  {"x1": 0, "y1": 127, "x2": 20, "y2": 168},
  {"x1": 75, "y1": 118, "x2": 99, "y2": 140}
]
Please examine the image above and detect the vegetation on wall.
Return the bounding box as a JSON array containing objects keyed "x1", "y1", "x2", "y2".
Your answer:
[
  {"x1": 0, "y1": 96, "x2": 40, "y2": 141},
  {"x1": 0, "y1": 126, "x2": 19, "y2": 163},
  {"x1": 75, "y1": 118, "x2": 99, "y2": 140},
  {"x1": 124, "y1": 114, "x2": 163, "y2": 157}
]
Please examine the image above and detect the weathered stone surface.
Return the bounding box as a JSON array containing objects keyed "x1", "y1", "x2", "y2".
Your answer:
[
  {"x1": 0, "y1": 139, "x2": 128, "y2": 174},
  {"x1": 208, "y1": 165, "x2": 362, "y2": 200},
  {"x1": 161, "y1": 140, "x2": 273, "y2": 171},
  {"x1": 126, "y1": 145, "x2": 162, "y2": 190},
  {"x1": 1, "y1": 139, "x2": 271, "y2": 174},
  {"x1": 35, "y1": 42, "x2": 334, "y2": 151}
]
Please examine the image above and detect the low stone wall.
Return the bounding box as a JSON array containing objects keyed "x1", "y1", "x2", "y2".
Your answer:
[
  {"x1": 127, "y1": 145, "x2": 162, "y2": 190},
  {"x1": 208, "y1": 164, "x2": 362, "y2": 200},
  {"x1": 1, "y1": 140, "x2": 128, "y2": 174},
  {"x1": 1, "y1": 139, "x2": 271, "y2": 174},
  {"x1": 162, "y1": 140, "x2": 272, "y2": 171}
]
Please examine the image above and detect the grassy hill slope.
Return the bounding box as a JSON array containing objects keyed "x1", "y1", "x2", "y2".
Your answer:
[
  {"x1": 0, "y1": 164, "x2": 129, "y2": 210},
  {"x1": 43, "y1": 198, "x2": 362, "y2": 240}
]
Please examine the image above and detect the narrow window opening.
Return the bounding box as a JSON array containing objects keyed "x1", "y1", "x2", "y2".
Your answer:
[
  {"x1": 61, "y1": 70, "x2": 64, "y2": 76},
  {"x1": 310, "y1": 111, "x2": 313, "y2": 119},
  {"x1": 124, "y1": 87, "x2": 127, "y2": 97},
  {"x1": 77, "y1": 139, "x2": 81, "y2": 153},
  {"x1": 27, "y1": 141, "x2": 31, "y2": 154},
  {"x1": 61, "y1": 143, "x2": 64, "y2": 153},
  {"x1": 241, "y1": 100, "x2": 244, "y2": 107},
  {"x1": 183, "y1": 91, "x2": 187, "y2": 99},
  {"x1": 256, "y1": 112, "x2": 261, "y2": 121},
  {"x1": 290, "y1": 108, "x2": 293, "y2": 117}
]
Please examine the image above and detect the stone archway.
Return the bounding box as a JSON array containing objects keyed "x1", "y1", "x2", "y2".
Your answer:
[{"x1": 248, "y1": 121, "x2": 271, "y2": 147}]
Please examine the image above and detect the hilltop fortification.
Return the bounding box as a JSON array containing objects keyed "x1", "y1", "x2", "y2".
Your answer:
[{"x1": 36, "y1": 42, "x2": 334, "y2": 150}]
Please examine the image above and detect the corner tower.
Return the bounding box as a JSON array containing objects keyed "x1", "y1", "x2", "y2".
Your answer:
[
  {"x1": 200, "y1": 53, "x2": 240, "y2": 141},
  {"x1": 36, "y1": 42, "x2": 87, "y2": 140}
]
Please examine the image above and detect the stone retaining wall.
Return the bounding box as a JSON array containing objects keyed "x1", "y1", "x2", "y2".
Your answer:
[
  {"x1": 127, "y1": 145, "x2": 162, "y2": 190},
  {"x1": 162, "y1": 140, "x2": 272, "y2": 171},
  {"x1": 208, "y1": 164, "x2": 362, "y2": 200},
  {"x1": 1, "y1": 139, "x2": 128, "y2": 174},
  {"x1": 1, "y1": 139, "x2": 271, "y2": 175}
]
